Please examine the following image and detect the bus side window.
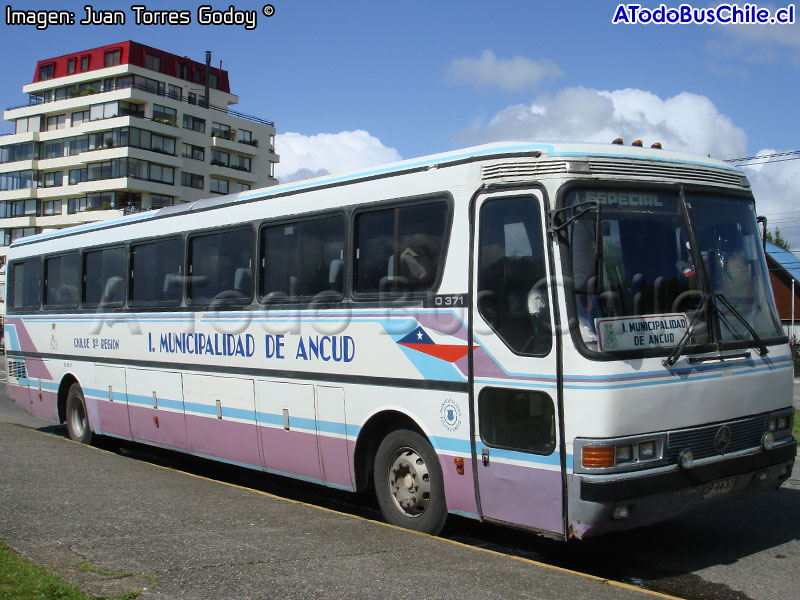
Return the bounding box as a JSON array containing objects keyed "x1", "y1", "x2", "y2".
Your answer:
[
  {"x1": 83, "y1": 246, "x2": 126, "y2": 307},
  {"x1": 44, "y1": 253, "x2": 80, "y2": 308},
  {"x1": 354, "y1": 200, "x2": 448, "y2": 296},
  {"x1": 478, "y1": 196, "x2": 551, "y2": 356},
  {"x1": 130, "y1": 237, "x2": 184, "y2": 305},
  {"x1": 9, "y1": 259, "x2": 42, "y2": 310},
  {"x1": 260, "y1": 214, "x2": 345, "y2": 302},
  {"x1": 187, "y1": 228, "x2": 253, "y2": 305},
  {"x1": 479, "y1": 388, "x2": 556, "y2": 455}
]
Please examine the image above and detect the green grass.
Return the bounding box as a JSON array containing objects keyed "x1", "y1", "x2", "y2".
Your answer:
[
  {"x1": 794, "y1": 410, "x2": 800, "y2": 443},
  {"x1": 0, "y1": 541, "x2": 88, "y2": 600}
]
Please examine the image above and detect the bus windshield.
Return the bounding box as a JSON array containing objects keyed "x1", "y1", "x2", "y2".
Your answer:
[{"x1": 566, "y1": 189, "x2": 783, "y2": 354}]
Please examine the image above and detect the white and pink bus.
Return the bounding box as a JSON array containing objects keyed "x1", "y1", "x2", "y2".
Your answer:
[{"x1": 5, "y1": 141, "x2": 796, "y2": 538}]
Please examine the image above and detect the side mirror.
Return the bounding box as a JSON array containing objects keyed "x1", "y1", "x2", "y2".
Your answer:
[{"x1": 757, "y1": 216, "x2": 767, "y2": 252}]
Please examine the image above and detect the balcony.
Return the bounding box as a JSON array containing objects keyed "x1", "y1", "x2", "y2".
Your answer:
[{"x1": 8, "y1": 79, "x2": 274, "y2": 128}]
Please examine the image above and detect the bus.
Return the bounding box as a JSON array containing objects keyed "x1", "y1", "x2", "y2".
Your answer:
[{"x1": 4, "y1": 141, "x2": 796, "y2": 539}]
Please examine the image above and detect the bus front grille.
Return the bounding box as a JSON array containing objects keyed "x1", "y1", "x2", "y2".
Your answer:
[{"x1": 665, "y1": 415, "x2": 768, "y2": 463}]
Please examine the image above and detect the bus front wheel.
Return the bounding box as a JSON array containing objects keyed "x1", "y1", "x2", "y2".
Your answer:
[
  {"x1": 65, "y1": 384, "x2": 93, "y2": 445},
  {"x1": 374, "y1": 429, "x2": 447, "y2": 535}
]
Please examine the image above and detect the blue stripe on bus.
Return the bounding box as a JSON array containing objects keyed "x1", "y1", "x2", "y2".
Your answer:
[
  {"x1": 5, "y1": 324, "x2": 21, "y2": 352},
  {"x1": 431, "y1": 436, "x2": 571, "y2": 469}
]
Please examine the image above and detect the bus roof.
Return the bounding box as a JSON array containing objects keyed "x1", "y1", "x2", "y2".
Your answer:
[{"x1": 14, "y1": 141, "x2": 741, "y2": 248}]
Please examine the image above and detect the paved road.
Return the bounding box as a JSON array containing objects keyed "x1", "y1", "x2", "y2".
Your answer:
[
  {"x1": 0, "y1": 385, "x2": 663, "y2": 600},
  {"x1": 2, "y1": 368, "x2": 799, "y2": 600}
]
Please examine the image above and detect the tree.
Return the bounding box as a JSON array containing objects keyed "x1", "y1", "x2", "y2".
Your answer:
[{"x1": 765, "y1": 226, "x2": 791, "y2": 250}]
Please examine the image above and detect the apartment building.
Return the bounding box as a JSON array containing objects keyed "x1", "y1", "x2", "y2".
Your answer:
[{"x1": 0, "y1": 40, "x2": 279, "y2": 301}]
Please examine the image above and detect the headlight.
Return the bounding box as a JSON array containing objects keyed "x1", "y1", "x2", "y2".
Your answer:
[
  {"x1": 767, "y1": 409, "x2": 794, "y2": 440},
  {"x1": 578, "y1": 435, "x2": 665, "y2": 471}
]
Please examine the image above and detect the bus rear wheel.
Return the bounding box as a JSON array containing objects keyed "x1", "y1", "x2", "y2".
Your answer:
[
  {"x1": 374, "y1": 429, "x2": 447, "y2": 535},
  {"x1": 65, "y1": 383, "x2": 93, "y2": 445}
]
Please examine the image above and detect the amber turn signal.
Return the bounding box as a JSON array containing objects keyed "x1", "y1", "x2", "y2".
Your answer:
[{"x1": 582, "y1": 446, "x2": 615, "y2": 468}]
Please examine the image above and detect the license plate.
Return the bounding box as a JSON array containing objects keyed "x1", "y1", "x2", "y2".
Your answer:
[{"x1": 702, "y1": 477, "x2": 735, "y2": 499}]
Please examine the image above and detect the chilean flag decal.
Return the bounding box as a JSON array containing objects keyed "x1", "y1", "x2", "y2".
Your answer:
[{"x1": 397, "y1": 326, "x2": 471, "y2": 363}]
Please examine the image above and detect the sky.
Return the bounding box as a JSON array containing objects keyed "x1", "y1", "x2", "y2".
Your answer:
[{"x1": 1, "y1": 1, "x2": 799, "y2": 242}]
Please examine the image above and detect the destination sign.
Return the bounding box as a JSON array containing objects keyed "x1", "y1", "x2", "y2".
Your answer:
[
  {"x1": 568, "y1": 190, "x2": 678, "y2": 213},
  {"x1": 595, "y1": 313, "x2": 688, "y2": 352}
]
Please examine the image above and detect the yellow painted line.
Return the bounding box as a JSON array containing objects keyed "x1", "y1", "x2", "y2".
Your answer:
[{"x1": 26, "y1": 426, "x2": 685, "y2": 600}]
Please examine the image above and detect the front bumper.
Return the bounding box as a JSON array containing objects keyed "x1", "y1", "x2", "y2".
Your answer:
[{"x1": 568, "y1": 441, "x2": 796, "y2": 539}]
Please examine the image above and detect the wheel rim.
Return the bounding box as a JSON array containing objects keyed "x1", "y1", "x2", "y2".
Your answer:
[
  {"x1": 387, "y1": 446, "x2": 431, "y2": 517},
  {"x1": 69, "y1": 399, "x2": 86, "y2": 439}
]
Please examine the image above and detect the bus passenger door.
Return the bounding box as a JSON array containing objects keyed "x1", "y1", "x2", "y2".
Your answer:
[
  {"x1": 255, "y1": 381, "x2": 324, "y2": 483},
  {"x1": 93, "y1": 365, "x2": 132, "y2": 439},
  {"x1": 126, "y1": 368, "x2": 188, "y2": 450},
  {"x1": 471, "y1": 191, "x2": 564, "y2": 536}
]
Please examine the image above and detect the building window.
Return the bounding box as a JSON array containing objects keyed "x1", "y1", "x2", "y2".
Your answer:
[
  {"x1": 178, "y1": 63, "x2": 189, "y2": 80},
  {"x1": 0, "y1": 171, "x2": 35, "y2": 192},
  {"x1": 231, "y1": 155, "x2": 251, "y2": 172},
  {"x1": 104, "y1": 49, "x2": 121, "y2": 67},
  {"x1": 230, "y1": 181, "x2": 251, "y2": 193},
  {"x1": 239, "y1": 129, "x2": 252, "y2": 143},
  {"x1": 81, "y1": 55, "x2": 89, "y2": 70},
  {"x1": 152, "y1": 104, "x2": 177, "y2": 126},
  {"x1": 211, "y1": 150, "x2": 229, "y2": 167},
  {"x1": 150, "y1": 133, "x2": 176, "y2": 156},
  {"x1": 10, "y1": 227, "x2": 38, "y2": 242},
  {"x1": 183, "y1": 115, "x2": 206, "y2": 133},
  {"x1": 15, "y1": 116, "x2": 41, "y2": 134},
  {"x1": 67, "y1": 58, "x2": 76, "y2": 74},
  {"x1": 187, "y1": 92, "x2": 197, "y2": 105},
  {"x1": 182, "y1": 143, "x2": 204, "y2": 161},
  {"x1": 145, "y1": 53, "x2": 161, "y2": 72},
  {"x1": 150, "y1": 194, "x2": 175, "y2": 209},
  {"x1": 43, "y1": 200, "x2": 62, "y2": 216},
  {"x1": 0, "y1": 142, "x2": 36, "y2": 164},
  {"x1": 210, "y1": 177, "x2": 229, "y2": 194},
  {"x1": 211, "y1": 122, "x2": 232, "y2": 139},
  {"x1": 181, "y1": 172, "x2": 204, "y2": 189},
  {"x1": 71, "y1": 110, "x2": 89, "y2": 127},
  {"x1": 39, "y1": 64, "x2": 54, "y2": 80},
  {"x1": 167, "y1": 84, "x2": 181, "y2": 100},
  {"x1": 43, "y1": 172, "x2": 63, "y2": 188},
  {"x1": 89, "y1": 101, "x2": 119, "y2": 121},
  {"x1": 69, "y1": 168, "x2": 88, "y2": 185},
  {"x1": 208, "y1": 72, "x2": 218, "y2": 88},
  {"x1": 46, "y1": 114, "x2": 66, "y2": 131},
  {"x1": 149, "y1": 164, "x2": 174, "y2": 185}
]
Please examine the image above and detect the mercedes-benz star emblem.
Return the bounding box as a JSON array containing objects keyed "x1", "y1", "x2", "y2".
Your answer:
[{"x1": 714, "y1": 425, "x2": 732, "y2": 454}]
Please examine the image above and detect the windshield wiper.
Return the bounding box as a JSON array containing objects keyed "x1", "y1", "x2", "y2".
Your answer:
[
  {"x1": 663, "y1": 293, "x2": 712, "y2": 367},
  {"x1": 714, "y1": 292, "x2": 769, "y2": 357}
]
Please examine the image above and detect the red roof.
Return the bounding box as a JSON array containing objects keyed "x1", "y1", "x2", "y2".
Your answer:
[{"x1": 32, "y1": 41, "x2": 230, "y2": 93}]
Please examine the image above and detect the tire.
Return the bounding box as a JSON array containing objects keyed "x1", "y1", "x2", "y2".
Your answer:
[
  {"x1": 65, "y1": 383, "x2": 93, "y2": 445},
  {"x1": 374, "y1": 429, "x2": 447, "y2": 535}
]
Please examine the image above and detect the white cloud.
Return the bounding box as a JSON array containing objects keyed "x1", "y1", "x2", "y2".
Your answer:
[
  {"x1": 275, "y1": 130, "x2": 402, "y2": 183},
  {"x1": 445, "y1": 50, "x2": 563, "y2": 91},
  {"x1": 710, "y1": 8, "x2": 800, "y2": 66},
  {"x1": 744, "y1": 151, "x2": 800, "y2": 247},
  {"x1": 460, "y1": 86, "x2": 748, "y2": 158}
]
